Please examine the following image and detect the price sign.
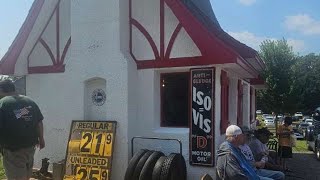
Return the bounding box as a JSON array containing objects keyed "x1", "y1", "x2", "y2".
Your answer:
[{"x1": 64, "y1": 121, "x2": 116, "y2": 180}]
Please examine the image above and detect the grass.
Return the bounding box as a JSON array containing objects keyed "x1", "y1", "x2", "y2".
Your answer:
[
  {"x1": 0, "y1": 156, "x2": 5, "y2": 179},
  {"x1": 293, "y1": 139, "x2": 308, "y2": 152}
]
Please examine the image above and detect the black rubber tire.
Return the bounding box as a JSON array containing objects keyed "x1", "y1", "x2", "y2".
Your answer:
[
  {"x1": 132, "y1": 151, "x2": 154, "y2": 180},
  {"x1": 159, "y1": 153, "x2": 186, "y2": 180},
  {"x1": 139, "y1": 151, "x2": 165, "y2": 180},
  {"x1": 152, "y1": 156, "x2": 167, "y2": 180},
  {"x1": 124, "y1": 149, "x2": 148, "y2": 180}
]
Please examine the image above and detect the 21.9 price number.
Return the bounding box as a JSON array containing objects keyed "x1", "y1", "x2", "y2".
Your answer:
[{"x1": 80, "y1": 132, "x2": 113, "y2": 156}]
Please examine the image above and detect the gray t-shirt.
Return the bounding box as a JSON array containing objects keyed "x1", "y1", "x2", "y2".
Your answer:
[{"x1": 249, "y1": 137, "x2": 268, "y2": 162}]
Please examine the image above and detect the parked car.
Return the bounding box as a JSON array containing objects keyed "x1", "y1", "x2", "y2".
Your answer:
[
  {"x1": 306, "y1": 107, "x2": 320, "y2": 160},
  {"x1": 262, "y1": 114, "x2": 270, "y2": 120},
  {"x1": 294, "y1": 132, "x2": 304, "y2": 140},
  {"x1": 298, "y1": 122, "x2": 310, "y2": 138},
  {"x1": 264, "y1": 116, "x2": 275, "y2": 127},
  {"x1": 294, "y1": 112, "x2": 303, "y2": 120},
  {"x1": 256, "y1": 110, "x2": 262, "y2": 114},
  {"x1": 294, "y1": 112, "x2": 303, "y2": 117},
  {"x1": 303, "y1": 116, "x2": 311, "y2": 121},
  {"x1": 306, "y1": 119, "x2": 313, "y2": 125}
]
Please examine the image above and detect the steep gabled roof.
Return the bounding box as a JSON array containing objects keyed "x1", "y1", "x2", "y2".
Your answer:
[
  {"x1": 0, "y1": 0, "x2": 44, "y2": 75},
  {"x1": 182, "y1": 0, "x2": 265, "y2": 70}
]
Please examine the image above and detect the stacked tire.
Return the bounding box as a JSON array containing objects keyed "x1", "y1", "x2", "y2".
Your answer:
[{"x1": 124, "y1": 149, "x2": 186, "y2": 180}]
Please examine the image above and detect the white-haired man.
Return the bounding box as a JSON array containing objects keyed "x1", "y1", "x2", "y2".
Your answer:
[{"x1": 216, "y1": 125, "x2": 259, "y2": 180}]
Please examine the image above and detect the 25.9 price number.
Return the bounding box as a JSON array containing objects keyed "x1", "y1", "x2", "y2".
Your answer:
[
  {"x1": 76, "y1": 167, "x2": 108, "y2": 180},
  {"x1": 80, "y1": 132, "x2": 113, "y2": 156}
]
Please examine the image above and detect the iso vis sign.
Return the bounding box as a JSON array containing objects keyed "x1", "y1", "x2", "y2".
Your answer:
[
  {"x1": 63, "y1": 121, "x2": 116, "y2": 180},
  {"x1": 190, "y1": 68, "x2": 214, "y2": 166}
]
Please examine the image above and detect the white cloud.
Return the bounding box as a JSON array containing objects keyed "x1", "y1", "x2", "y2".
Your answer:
[
  {"x1": 228, "y1": 31, "x2": 305, "y2": 53},
  {"x1": 287, "y1": 39, "x2": 305, "y2": 52},
  {"x1": 284, "y1": 14, "x2": 320, "y2": 35},
  {"x1": 238, "y1": 0, "x2": 256, "y2": 6}
]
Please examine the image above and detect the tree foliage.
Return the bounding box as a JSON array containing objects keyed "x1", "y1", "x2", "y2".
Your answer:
[
  {"x1": 291, "y1": 53, "x2": 320, "y2": 113},
  {"x1": 257, "y1": 39, "x2": 296, "y2": 114},
  {"x1": 257, "y1": 38, "x2": 320, "y2": 114}
]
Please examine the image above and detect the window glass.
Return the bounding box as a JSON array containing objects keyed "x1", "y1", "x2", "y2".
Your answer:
[{"x1": 161, "y1": 73, "x2": 189, "y2": 127}]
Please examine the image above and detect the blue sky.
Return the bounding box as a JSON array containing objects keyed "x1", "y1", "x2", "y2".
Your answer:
[
  {"x1": 0, "y1": 0, "x2": 33, "y2": 59},
  {"x1": 0, "y1": 0, "x2": 320, "y2": 59},
  {"x1": 211, "y1": 0, "x2": 320, "y2": 55}
]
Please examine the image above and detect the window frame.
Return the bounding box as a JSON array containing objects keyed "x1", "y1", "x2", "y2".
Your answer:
[{"x1": 160, "y1": 72, "x2": 190, "y2": 128}]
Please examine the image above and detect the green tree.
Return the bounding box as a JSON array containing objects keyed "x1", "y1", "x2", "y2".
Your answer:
[
  {"x1": 291, "y1": 53, "x2": 320, "y2": 114},
  {"x1": 257, "y1": 39, "x2": 296, "y2": 114}
]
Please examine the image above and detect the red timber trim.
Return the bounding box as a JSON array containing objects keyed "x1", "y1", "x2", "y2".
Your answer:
[
  {"x1": 27, "y1": 0, "x2": 71, "y2": 74},
  {"x1": 129, "y1": 0, "x2": 240, "y2": 69},
  {"x1": 237, "y1": 79, "x2": 243, "y2": 126},
  {"x1": 28, "y1": 65, "x2": 65, "y2": 74},
  {"x1": 237, "y1": 57, "x2": 259, "y2": 78},
  {"x1": 0, "y1": 0, "x2": 45, "y2": 75},
  {"x1": 131, "y1": 19, "x2": 160, "y2": 60},
  {"x1": 164, "y1": 23, "x2": 183, "y2": 59},
  {"x1": 250, "y1": 76, "x2": 265, "y2": 85},
  {"x1": 220, "y1": 70, "x2": 229, "y2": 134}
]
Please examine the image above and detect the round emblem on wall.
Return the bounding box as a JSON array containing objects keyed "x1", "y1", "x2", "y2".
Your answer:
[{"x1": 91, "y1": 89, "x2": 106, "y2": 106}]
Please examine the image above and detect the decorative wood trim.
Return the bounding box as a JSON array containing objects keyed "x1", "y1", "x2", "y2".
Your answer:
[
  {"x1": 131, "y1": 19, "x2": 160, "y2": 60},
  {"x1": 164, "y1": 23, "x2": 183, "y2": 59},
  {"x1": 27, "y1": 0, "x2": 71, "y2": 74},
  {"x1": 0, "y1": 0, "x2": 45, "y2": 75},
  {"x1": 28, "y1": 64, "x2": 65, "y2": 74},
  {"x1": 39, "y1": 38, "x2": 56, "y2": 65}
]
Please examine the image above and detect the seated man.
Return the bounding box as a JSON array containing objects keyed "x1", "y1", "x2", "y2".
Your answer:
[
  {"x1": 239, "y1": 126, "x2": 285, "y2": 180},
  {"x1": 216, "y1": 125, "x2": 259, "y2": 180},
  {"x1": 250, "y1": 128, "x2": 283, "y2": 171}
]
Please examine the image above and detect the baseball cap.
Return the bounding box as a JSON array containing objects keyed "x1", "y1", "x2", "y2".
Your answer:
[{"x1": 226, "y1": 125, "x2": 242, "y2": 136}]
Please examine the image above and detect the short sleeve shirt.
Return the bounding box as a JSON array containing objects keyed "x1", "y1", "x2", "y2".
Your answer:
[
  {"x1": 277, "y1": 124, "x2": 293, "y2": 147},
  {"x1": 0, "y1": 95, "x2": 43, "y2": 149}
]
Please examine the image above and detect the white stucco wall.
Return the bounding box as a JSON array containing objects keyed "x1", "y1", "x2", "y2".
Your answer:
[
  {"x1": 15, "y1": 0, "x2": 259, "y2": 179},
  {"x1": 132, "y1": 66, "x2": 223, "y2": 179},
  {"x1": 26, "y1": 1, "x2": 133, "y2": 180}
]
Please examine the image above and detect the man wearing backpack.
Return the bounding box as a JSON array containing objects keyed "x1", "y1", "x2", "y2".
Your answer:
[{"x1": 0, "y1": 79, "x2": 45, "y2": 180}]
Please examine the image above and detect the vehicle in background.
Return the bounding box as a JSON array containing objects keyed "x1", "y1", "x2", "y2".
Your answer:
[
  {"x1": 262, "y1": 114, "x2": 271, "y2": 120},
  {"x1": 298, "y1": 122, "x2": 310, "y2": 137},
  {"x1": 306, "y1": 107, "x2": 320, "y2": 160},
  {"x1": 264, "y1": 116, "x2": 275, "y2": 127},
  {"x1": 306, "y1": 118, "x2": 313, "y2": 126},
  {"x1": 294, "y1": 112, "x2": 303, "y2": 120},
  {"x1": 303, "y1": 116, "x2": 311, "y2": 122},
  {"x1": 294, "y1": 132, "x2": 304, "y2": 140},
  {"x1": 277, "y1": 114, "x2": 283, "y2": 118},
  {"x1": 256, "y1": 110, "x2": 262, "y2": 114}
]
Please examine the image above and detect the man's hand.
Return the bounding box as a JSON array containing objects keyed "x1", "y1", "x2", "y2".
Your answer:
[
  {"x1": 255, "y1": 161, "x2": 265, "y2": 169},
  {"x1": 38, "y1": 138, "x2": 45, "y2": 150}
]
